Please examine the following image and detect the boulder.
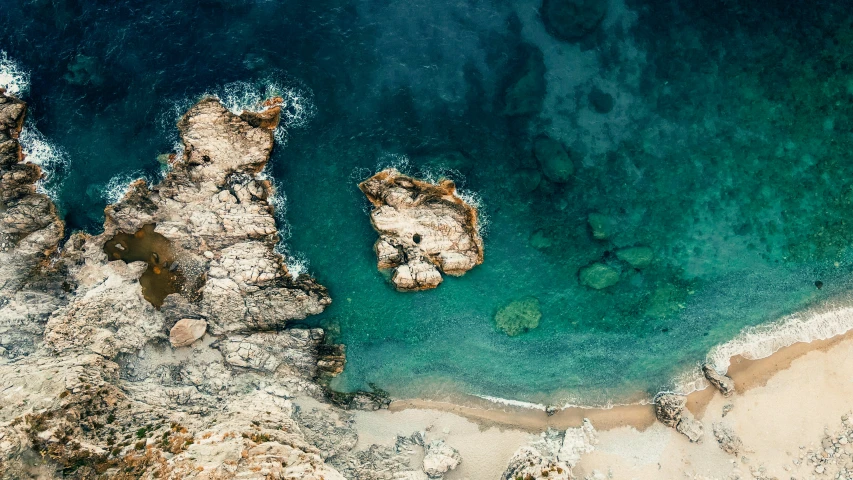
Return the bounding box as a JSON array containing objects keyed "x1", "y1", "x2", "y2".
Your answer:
[
  {"x1": 169, "y1": 318, "x2": 207, "y2": 348},
  {"x1": 541, "y1": 0, "x2": 608, "y2": 42},
  {"x1": 702, "y1": 363, "x2": 735, "y2": 397},
  {"x1": 495, "y1": 297, "x2": 542, "y2": 336},
  {"x1": 534, "y1": 137, "x2": 574, "y2": 183},
  {"x1": 578, "y1": 263, "x2": 620, "y2": 290},
  {"x1": 422, "y1": 440, "x2": 461, "y2": 478},
  {"x1": 500, "y1": 446, "x2": 573, "y2": 480}
]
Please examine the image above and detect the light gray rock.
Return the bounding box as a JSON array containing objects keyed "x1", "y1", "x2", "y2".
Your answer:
[
  {"x1": 422, "y1": 440, "x2": 461, "y2": 478},
  {"x1": 712, "y1": 422, "x2": 743, "y2": 455},
  {"x1": 654, "y1": 392, "x2": 704, "y2": 443}
]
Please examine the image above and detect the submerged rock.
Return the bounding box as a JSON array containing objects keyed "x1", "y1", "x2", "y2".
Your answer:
[
  {"x1": 503, "y1": 46, "x2": 546, "y2": 117},
  {"x1": 495, "y1": 296, "x2": 542, "y2": 336},
  {"x1": 359, "y1": 168, "x2": 484, "y2": 291},
  {"x1": 529, "y1": 228, "x2": 552, "y2": 250},
  {"x1": 541, "y1": 0, "x2": 608, "y2": 42},
  {"x1": 534, "y1": 136, "x2": 575, "y2": 183},
  {"x1": 616, "y1": 246, "x2": 654, "y2": 269},
  {"x1": 579, "y1": 262, "x2": 620, "y2": 290},
  {"x1": 587, "y1": 212, "x2": 614, "y2": 240},
  {"x1": 702, "y1": 363, "x2": 736, "y2": 397},
  {"x1": 653, "y1": 392, "x2": 704, "y2": 443},
  {"x1": 588, "y1": 87, "x2": 615, "y2": 114}
]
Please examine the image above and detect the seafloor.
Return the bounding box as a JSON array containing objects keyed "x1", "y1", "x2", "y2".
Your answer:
[{"x1": 3, "y1": 0, "x2": 853, "y2": 406}]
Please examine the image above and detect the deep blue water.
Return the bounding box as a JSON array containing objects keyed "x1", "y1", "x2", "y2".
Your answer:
[{"x1": 3, "y1": 0, "x2": 853, "y2": 405}]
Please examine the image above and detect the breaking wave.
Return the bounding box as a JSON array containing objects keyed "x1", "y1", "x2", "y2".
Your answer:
[
  {"x1": 19, "y1": 123, "x2": 67, "y2": 198},
  {"x1": 674, "y1": 303, "x2": 853, "y2": 395},
  {"x1": 0, "y1": 50, "x2": 29, "y2": 96},
  {"x1": 100, "y1": 171, "x2": 153, "y2": 204}
]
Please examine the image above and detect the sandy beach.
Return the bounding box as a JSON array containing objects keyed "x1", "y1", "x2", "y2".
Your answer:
[{"x1": 351, "y1": 318, "x2": 853, "y2": 479}]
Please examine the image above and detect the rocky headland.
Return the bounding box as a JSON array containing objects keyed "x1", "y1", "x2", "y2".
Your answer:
[
  {"x1": 0, "y1": 91, "x2": 476, "y2": 479},
  {"x1": 359, "y1": 169, "x2": 483, "y2": 291}
]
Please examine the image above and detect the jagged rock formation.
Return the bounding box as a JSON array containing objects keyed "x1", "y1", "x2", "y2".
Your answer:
[
  {"x1": 703, "y1": 363, "x2": 736, "y2": 397},
  {"x1": 359, "y1": 168, "x2": 483, "y2": 291},
  {"x1": 653, "y1": 392, "x2": 704, "y2": 443},
  {"x1": 500, "y1": 422, "x2": 598, "y2": 479},
  {"x1": 0, "y1": 92, "x2": 436, "y2": 479},
  {"x1": 0, "y1": 89, "x2": 65, "y2": 360}
]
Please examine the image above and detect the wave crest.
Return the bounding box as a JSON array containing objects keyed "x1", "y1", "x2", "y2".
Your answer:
[{"x1": 0, "y1": 51, "x2": 30, "y2": 97}]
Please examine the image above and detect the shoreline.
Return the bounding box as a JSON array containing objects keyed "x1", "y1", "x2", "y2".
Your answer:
[{"x1": 389, "y1": 304, "x2": 853, "y2": 432}]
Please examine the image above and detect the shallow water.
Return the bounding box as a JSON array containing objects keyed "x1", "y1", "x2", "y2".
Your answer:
[{"x1": 3, "y1": 0, "x2": 853, "y2": 405}]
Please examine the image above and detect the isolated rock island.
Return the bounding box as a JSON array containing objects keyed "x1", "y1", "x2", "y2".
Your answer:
[{"x1": 359, "y1": 168, "x2": 484, "y2": 291}]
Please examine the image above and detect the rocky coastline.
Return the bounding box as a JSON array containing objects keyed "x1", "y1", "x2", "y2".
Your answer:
[
  {"x1": 4, "y1": 87, "x2": 853, "y2": 480},
  {"x1": 0, "y1": 91, "x2": 472, "y2": 479}
]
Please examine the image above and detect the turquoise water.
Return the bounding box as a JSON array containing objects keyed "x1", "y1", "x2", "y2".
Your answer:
[{"x1": 3, "y1": 0, "x2": 853, "y2": 405}]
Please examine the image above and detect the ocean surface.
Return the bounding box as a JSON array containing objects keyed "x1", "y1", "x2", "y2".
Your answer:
[{"x1": 3, "y1": 0, "x2": 853, "y2": 406}]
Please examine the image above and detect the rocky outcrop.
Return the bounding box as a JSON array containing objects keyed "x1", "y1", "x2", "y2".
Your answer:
[
  {"x1": 500, "y1": 422, "x2": 598, "y2": 479},
  {"x1": 653, "y1": 392, "x2": 704, "y2": 443},
  {"x1": 0, "y1": 93, "x2": 423, "y2": 479},
  {"x1": 703, "y1": 363, "x2": 736, "y2": 397},
  {"x1": 359, "y1": 168, "x2": 483, "y2": 291},
  {"x1": 0, "y1": 89, "x2": 66, "y2": 360}
]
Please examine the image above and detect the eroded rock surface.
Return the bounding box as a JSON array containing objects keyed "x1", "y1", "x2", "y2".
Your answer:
[
  {"x1": 703, "y1": 363, "x2": 736, "y2": 397},
  {"x1": 0, "y1": 89, "x2": 65, "y2": 360},
  {"x1": 359, "y1": 168, "x2": 483, "y2": 291},
  {"x1": 654, "y1": 392, "x2": 704, "y2": 443}
]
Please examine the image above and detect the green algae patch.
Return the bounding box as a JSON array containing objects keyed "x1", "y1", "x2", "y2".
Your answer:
[
  {"x1": 103, "y1": 224, "x2": 183, "y2": 308},
  {"x1": 495, "y1": 297, "x2": 542, "y2": 336},
  {"x1": 579, "y1": 263, "x2": 620, "y2": 290}
]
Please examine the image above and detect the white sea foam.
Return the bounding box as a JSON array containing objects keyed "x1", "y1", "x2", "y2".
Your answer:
[
  {"x1": 206, "y1": 79, "x2": 316, "y2": 144},
  {"x1": 475, "y1": 395, "x2": 547, "y2": 411},
  {"x1": 673, "y1": 303, "x2": 853, "y2": 395},
  {"x1": 19, "y1": 124, "x2": 67, "y2": 197},
  {"x1": 0, "y1": 51, "x2": 30, "y2": 96},
  {"x1": 101, "y1": 171, "x2": 150, "y2": 204}
]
